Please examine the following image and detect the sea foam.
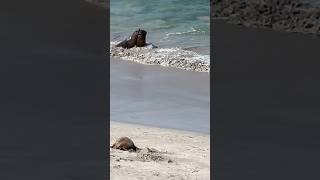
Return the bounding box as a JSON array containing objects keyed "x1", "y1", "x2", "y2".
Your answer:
[{"x1": 109, "y1": 41, "x2": 210, "y2": 72}]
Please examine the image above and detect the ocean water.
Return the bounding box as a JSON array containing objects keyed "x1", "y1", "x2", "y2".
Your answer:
[{"x1": 110, "y1": 0, "x2": 210, "y2": 69}]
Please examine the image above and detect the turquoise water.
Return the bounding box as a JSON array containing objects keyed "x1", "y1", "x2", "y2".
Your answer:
[{"x1": 110, "y1": 0, "x2": 210, "y2": 55}]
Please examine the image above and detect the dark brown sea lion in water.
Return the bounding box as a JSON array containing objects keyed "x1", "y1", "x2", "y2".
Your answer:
[
  {"x1": 116, "y1": 30, "x2": 139, "y2": 49},
  {"x1": 136, "y1": 29, "x2": 147, "y2": 47},
  {"x1": 116, "y1": 29, "x2": 147, "y2": 49},
  {"x1": 111, "y1": 137, "x2": 139, "y2": 152}
]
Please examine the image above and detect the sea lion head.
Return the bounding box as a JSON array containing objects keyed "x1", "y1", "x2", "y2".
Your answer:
[
  {"x1": 137, "y1": 29, "x2": 147, "y2": 36},
  {"x1": 136, "y1": 29, "x2": 147, "y2": 47},
  {"x1": 116, "y1": 29, "x2": 147, "y2": 49},
  {"x1": 131, "y1": 30, "x2": 139, "y2": 37},
  {"x1": 111, "y1": 137, "x2": 138, "y2": 151},
  {"x1": 129, "y1": 30, "x2": 139, "y2": 41},
  {"x1": 119, "y1": 30, "x2": 139, "y2": 49}
]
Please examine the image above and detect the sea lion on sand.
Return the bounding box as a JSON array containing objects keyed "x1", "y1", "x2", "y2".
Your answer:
[
  {"x1": 111, "y1": 137, "x2": 139, "y2": 152},
  {"x1": 116, "y1": 29, "x2": 147, "y2": 49}
]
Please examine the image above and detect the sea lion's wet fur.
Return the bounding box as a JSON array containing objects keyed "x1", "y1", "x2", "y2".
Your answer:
[
  {"x1": 136, "y1": 29, "x2": 147, "y2": 47},
  {"x1": 116, "y1": 31, "x2": 138, "y2": 49},
  {"x1": 111, "y1": 137, "x2": 139, "y2": 152},
  {"x1": 116, "y1": 29, "x2": 147, "y2": 49}
]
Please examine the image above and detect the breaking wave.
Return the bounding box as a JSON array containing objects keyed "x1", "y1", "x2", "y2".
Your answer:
[{"x1": 164, "y1": 27, "x2": 204, "y2": 37}]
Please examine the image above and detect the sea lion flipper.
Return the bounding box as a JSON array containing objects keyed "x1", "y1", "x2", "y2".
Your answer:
[{"x1": 120, "y1": 147, "x2": 128, "y2": 151}]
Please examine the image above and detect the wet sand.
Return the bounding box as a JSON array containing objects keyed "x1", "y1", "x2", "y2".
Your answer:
[
  {"x1": 110, "y1": 121, "x2": 210, "y2": 180},
  {"x1": 110, "y1": 57, "x2": 210, "y2": 133}
]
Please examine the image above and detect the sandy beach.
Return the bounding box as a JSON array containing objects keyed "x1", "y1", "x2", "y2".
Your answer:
[
  {"x1": 110, "y1": 54, "x2": 210, "y2": 180},
  {"x1": 109, "y1": 0, "x2": 211, "y2": 178},
  {"x1": 110, "y1": 121, "x2": 210, "y2": 180}
]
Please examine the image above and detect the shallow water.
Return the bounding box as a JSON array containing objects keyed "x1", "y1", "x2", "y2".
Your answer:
[{"x1": 110, "y1": 0, "x2": 210, "y2": 56}]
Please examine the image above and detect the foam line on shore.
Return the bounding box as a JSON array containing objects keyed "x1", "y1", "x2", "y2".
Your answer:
[{"x1": 109, "y1": 41, "x2": 210, "y2": 72}]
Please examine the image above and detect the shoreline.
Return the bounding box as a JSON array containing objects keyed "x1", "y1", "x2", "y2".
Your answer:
[
  {"x1": 110, "y1": 42, "x2": 210, "y2": 73},
  {"x1": 110, "y1": 121, "x2": 210, "y2": 180},
  {"x1": 111, "y1": 120, "x2": 210, "y2": 137},
  {"x1": 111, "y1": 120, "x2": 210, "y2": 135}
]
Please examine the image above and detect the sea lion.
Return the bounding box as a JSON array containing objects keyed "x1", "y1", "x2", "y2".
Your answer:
[
  {"x1": 111, "y1": 137, "x2": 139, "y2": 152},
  {"x1": 116, "y1": 29, "x2": 147, "y2": 49},
  {"x1": 136, "y1": 29, "x2": 147, "y2": 47},
  {"x1": 116, "y1": 30, "x2": 139, "y2": 49}
]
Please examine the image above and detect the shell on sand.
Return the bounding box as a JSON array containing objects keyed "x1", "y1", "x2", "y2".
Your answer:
[{"x1": 111, "y1": 137, "x2": 138, "y2": 151}]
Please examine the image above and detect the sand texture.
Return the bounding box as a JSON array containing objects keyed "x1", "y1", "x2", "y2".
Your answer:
[{"x1": 110, "y1": 122, "x2": 210, "y2": 180}]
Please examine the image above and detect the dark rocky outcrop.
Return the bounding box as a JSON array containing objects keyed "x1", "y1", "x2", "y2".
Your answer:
[{"x1": 212, "y1": 0, "x2": 320, "y2": 35}]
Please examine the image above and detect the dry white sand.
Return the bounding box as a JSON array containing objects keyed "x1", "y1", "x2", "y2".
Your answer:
[{"x1": 110, "y1": 121, "x2": 210, "y2": 180}]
